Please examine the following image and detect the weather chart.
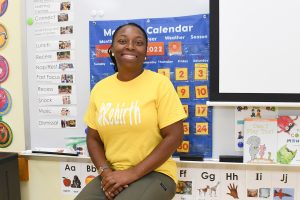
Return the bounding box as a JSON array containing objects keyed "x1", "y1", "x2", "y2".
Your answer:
[{"x1": 89, "y1": 14, "x2": 212, "y2": 158}]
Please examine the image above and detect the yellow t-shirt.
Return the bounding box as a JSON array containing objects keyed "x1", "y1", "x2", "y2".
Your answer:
[{"x1": 84, "y1": 69, "x2": 186, "y2": 182}]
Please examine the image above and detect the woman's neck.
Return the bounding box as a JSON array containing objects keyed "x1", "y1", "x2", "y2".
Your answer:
[{"x1": 117, "y1": 68, "x2": 144, "y2": 81}]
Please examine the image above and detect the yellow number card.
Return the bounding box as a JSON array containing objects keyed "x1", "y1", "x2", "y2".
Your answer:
[
  {"x1": 196, "y1": 122, "x2": 209, "y2": 135},
  {"x1": 177, "y1": 141, "x2": 190, "y2": 153},
  {"x1": 177, "y1": 86, "x2": 190, "y2": 98},
  {"x1": 175, "y1": 67, "x2": 188, "y2": 81},
  {"x1": 194, "y1": 65, "x2": 208, "y2": 80},
  {"x1": 195, "y1": 104, "x2": 208, "y2": 117},
  {"x1": 183, "y1": 122, "x2": 190, "y2": 135},
  {"x1": 195, "y1": 85, "x2": 208, "y2": 98},
  {"x1": 182, "y1": 104, "x2": 189, "y2": 117},
  {"x1": 157, "y1": 68, "x2": 170, "y2": 79}
]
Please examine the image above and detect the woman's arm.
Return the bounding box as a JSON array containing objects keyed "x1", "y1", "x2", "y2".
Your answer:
[
  {"x1": 87, "y1": 127, "x2": 126, "y2": 200},
  {"x1": 86, "y1": 127, "x2": 111, "y2": 174},
  {"x1": 132, "y1": 120, "x2": 184, "y2": 178}
]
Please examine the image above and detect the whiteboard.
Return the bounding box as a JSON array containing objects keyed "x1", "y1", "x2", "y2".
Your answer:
[
  {"x1": 25, "y1": 0, "x2": 209, "y2": 149},
  {"x1": 210, "y1": 0, "x2": 300, "y2": 103}
]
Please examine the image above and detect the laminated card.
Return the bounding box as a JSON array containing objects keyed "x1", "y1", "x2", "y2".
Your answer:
[
  {"x1": 277, "y1": 116, "x2": 300, "y2": 165},
  {"x1": 243, "y1": 118, "x2": 277, "y2": 164}
]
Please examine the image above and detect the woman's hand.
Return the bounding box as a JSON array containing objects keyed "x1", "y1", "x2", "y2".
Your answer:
[{"x1": 101, "y1": 169, "x2": 137, "y2": 199}]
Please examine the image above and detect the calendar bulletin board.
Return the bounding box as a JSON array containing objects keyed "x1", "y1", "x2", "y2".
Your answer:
[{"x1": 89, "y1": 14, "x2": 212, "y2": 157}]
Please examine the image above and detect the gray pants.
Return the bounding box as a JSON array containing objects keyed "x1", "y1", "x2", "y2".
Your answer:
[{"x1": 74, "y1": 171, "x2": 176, "y2": 200}]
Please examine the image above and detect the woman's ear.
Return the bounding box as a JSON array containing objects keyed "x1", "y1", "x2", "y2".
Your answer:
[{"x1": 107, "y1": 48, "x2": 114, "y2": 57}]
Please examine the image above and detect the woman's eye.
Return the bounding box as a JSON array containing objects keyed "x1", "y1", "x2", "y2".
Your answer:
[
  {"x1": 118, "y1": 39, "x2": 127, "y2": 44},
  {"x1": 135, "y1": 41, "x2": 144, "y2": 46}
]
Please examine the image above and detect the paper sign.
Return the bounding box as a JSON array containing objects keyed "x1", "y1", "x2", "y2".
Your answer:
[
  {"x1": 36, "y1": 62, "x2": 75, "y2": 73},
  {"x1": 38, "y1": 94, "x2": 77, "y2": 106}
]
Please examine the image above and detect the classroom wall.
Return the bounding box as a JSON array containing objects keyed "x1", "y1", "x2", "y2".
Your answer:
[
  {"x1": 0, "y1": 0, "x2": 26, "y2": 152},
  {"x1": 0, "y1": 0, "x2": 28, "y2": 197},
  {"x1": 20, "y1": 0, "x2": 209, "y2": 199},
  {"x1": 21, "y1": 1, "x2": 212, "y2": 200},
  {"x1": 2, "y1": 0, "x2": 300, "y2": 199},
  {"x1": 21, "y1": 159, "x2": 75, "y2": 200}
]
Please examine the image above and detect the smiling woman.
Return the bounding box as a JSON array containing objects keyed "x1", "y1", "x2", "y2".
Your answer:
[
  {"x1": 107, "y1": 23, "x2": 148, "y2": 75},
  {"x1": 75, "y1": 23, "x2": 186, "y2": 200}
]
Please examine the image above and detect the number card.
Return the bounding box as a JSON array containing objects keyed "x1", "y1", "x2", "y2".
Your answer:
[
  {"x1": 182, "y1": 104, "x2": 189, "y2": 117},
  {"x1": 175, "y1": 68, "x2": 188, "y2": 81},
  {"x1": 147, "y1": 42, "x2": 164, "y2": 56},
  {"x1": 177, "y1": 141, "x2": 190, "y2": 153},
  {"x1": 194, "y1": 63, "x2": 208, "y2": 80},
  {"x1": 196, "y1": 122, "x2": 209, "y2": 135},
  {"x1": 183, "y1": 122, "x2": 190, "y2": 135},
  {"x1": 177, "y1": 86, "x2": 190, "y2": 98},
  {"x1": 195, "y1": 104, "x2": 208, "y2": 117},
  {"x1": 195, "y1": 85, "x2": 208, "y2": 99},
  {"x1": 157, "y1": 68, "x2": 170, "y2": 79}
]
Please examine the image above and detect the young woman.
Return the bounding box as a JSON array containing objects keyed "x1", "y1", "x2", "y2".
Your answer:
[{"x1": 75, "y1": 23, "x2": 186, "y2": 200}]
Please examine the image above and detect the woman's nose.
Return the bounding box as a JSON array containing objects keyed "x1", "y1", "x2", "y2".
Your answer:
[{"x1": 126, "y1": 41, "x2": 134, "y2": 50}]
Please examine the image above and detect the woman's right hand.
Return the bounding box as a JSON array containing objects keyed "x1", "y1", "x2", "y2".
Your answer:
[{"x1": 101, "y1": 169, "x2": 137, "y2": 199}]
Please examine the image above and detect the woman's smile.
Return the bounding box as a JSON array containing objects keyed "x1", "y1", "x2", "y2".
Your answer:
[{"x1": 121, "y1": 54, "x2": 137, "y2": 60}]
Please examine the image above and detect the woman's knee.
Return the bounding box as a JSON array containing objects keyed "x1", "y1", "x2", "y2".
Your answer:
[{"x1": 75, "y1": 176, "x2": 107, "y2": 200}]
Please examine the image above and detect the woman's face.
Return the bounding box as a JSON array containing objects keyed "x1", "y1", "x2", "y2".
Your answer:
[{"x1": 111, "y1": 25, "x2": 147, "y2": 71}]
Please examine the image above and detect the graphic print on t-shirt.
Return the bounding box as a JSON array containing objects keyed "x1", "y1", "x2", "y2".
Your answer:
[{"x1": 98, "y1": 100, "x2": 141, "y2": 126}]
